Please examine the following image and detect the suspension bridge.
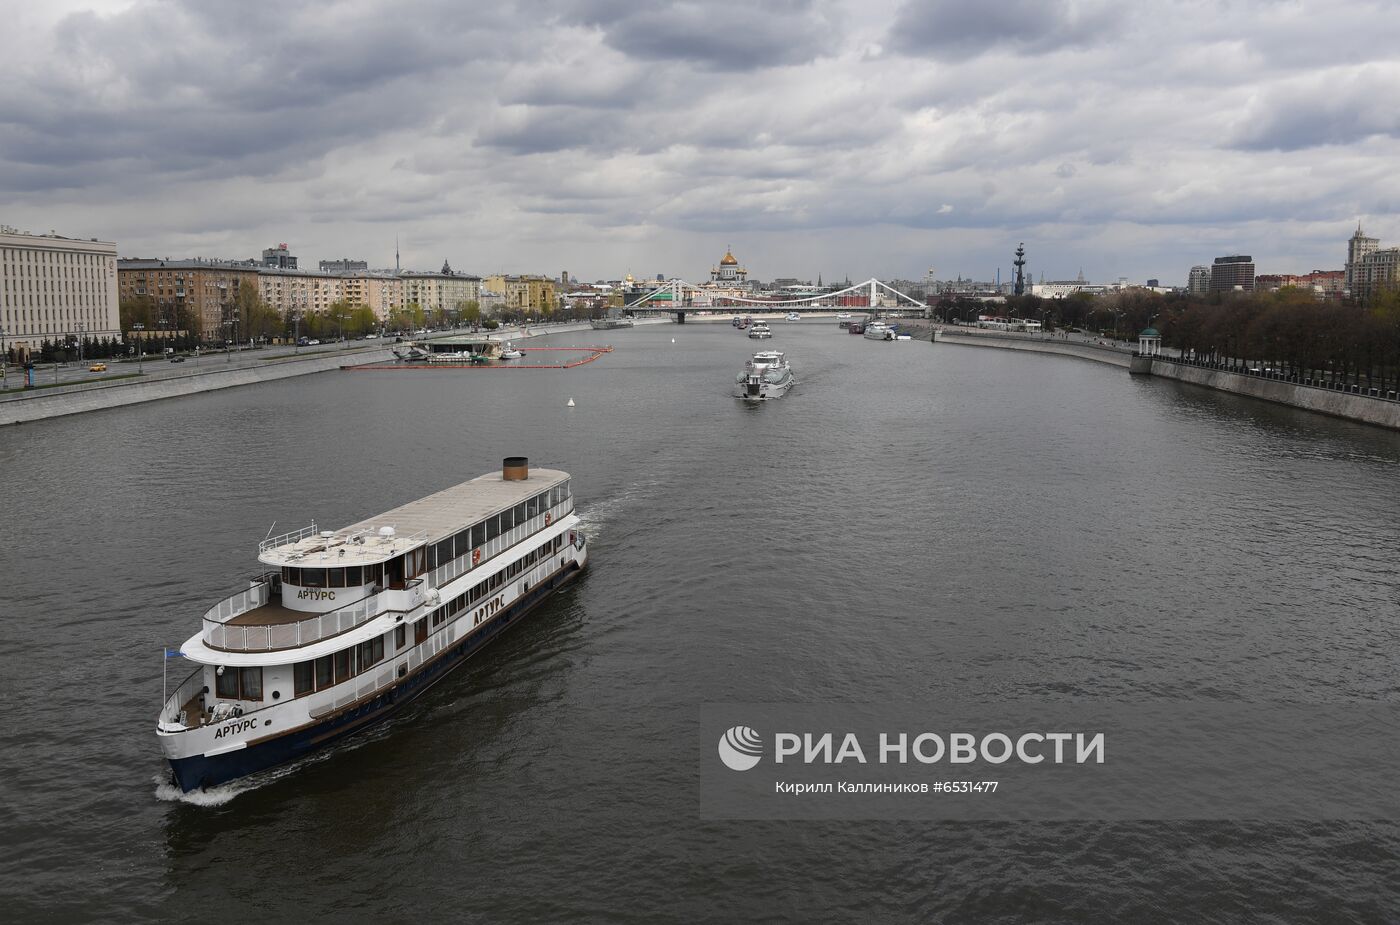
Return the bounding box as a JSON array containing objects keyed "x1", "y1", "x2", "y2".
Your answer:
[{"x1": 622, "y1": 277, "x2": 930, "y2": 317}]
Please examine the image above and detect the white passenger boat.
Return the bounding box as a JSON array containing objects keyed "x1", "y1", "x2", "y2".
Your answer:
[
  {"x1": 734, "y1": 350, "x2": 795, "y2": 401},
  {"x1": 500, "y1": 342, "x2": 523, "y2": 360},
  {"x1": 863, "y1": 321, "x2": 895, "y2": 341},
  {"x1": 785, "y1": 312, "x2": 801, "y2": 322},
  {"x1": 748, "y1": 321, "x2": 773, "y2": 339},
  {"x1": 156, "y1": 457, "x2": 588, "y2": 792}
]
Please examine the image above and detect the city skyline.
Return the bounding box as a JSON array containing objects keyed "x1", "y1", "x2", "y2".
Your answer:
[{"x1": 2, "y1": 0, "x2": 1398, "y2": 285}]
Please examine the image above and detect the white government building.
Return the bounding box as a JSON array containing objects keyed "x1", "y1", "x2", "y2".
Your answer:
[{"x1": 1, "y1": 226, "x2": 120, "y2": 359}]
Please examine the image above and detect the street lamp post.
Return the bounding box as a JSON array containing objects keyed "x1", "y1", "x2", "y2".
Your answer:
[
  {"x1": 131, "y1": 323, "x2": 144, "y2": 374},
  {"x1": 224, "y1": 320, "x2": 233, "y2": 362},
  {"x1": 1, "y1": 327, "x2": 8, "y2": 388}
]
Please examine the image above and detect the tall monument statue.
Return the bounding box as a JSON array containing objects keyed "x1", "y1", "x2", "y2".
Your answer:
[{"x1": 1013, "y1": 243, "x2": 1027, "y2": 297}]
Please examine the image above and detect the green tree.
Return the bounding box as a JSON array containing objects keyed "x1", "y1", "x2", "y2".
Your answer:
[
  {"x1": 458, "y1": 300, "x2": 481, "y2": 327},
  {"x1": 120, "y1": 294, "x2": 157, "y2": 333},
  {"x1": 234, "y1": 283, "x2": 281, "y2": 342}
]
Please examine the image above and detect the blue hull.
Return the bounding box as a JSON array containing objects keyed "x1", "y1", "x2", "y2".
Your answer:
[{"x1": 169, "y1": 563, "x2": 583, "y2": 792}]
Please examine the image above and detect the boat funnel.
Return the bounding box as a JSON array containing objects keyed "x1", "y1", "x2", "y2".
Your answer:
[{"x1": 502, "y1": 456, "x2": 529, "y2": 481}]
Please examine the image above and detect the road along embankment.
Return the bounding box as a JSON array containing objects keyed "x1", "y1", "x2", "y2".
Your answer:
[
  {"x1": 0, "y1": 347, "x2": 399, "y2": 425},
  {"x1": 934, "y1": 329, "x2": 1133, "y2": 368},
  {"x1": 0, "y1": 319, "x2": 659, "y2": 426}
]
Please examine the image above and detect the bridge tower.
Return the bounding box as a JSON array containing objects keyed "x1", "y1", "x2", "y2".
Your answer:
[{"x1": 1013, "y1": 243, "x2": 1027, "y2": 297}]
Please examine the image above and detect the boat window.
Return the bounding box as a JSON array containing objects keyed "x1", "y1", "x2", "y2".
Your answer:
[
  {"x1": 514, "y1": 501, "x2": 527, "y2": 525},
  {"x1": 499, "y1": 509, "x2": 514, "y2": 532},
  {"x1": 216, "y1": 668, "x2": 238, "y2": 699},
  {"x1": 284, "y1": 566, "x2": 300, "y2": 585},
  {"x1": 485, "y1": 518, "x2": 499, "y2": 543},
  {"x1": 395, "y1": 625, "x2": 406, "y2": 650},
  {"x1": 315, "y1": 655, "x2": 333, "y2": 689},
  {"x1": 414, "y1": 617, "x2": 427, "y2": 645},
  {"x1": 334, "y1": 650, "x2": 351, "y2": 684},
  {"x1": 302, "y1": 568, "x2": 326, "y2": 588},
  {"x1": 357, "y1": 639, "x2": 380, "y2": 670},
  {"x1": 239, "y1": 667, "x2": 263, "y2": 701},
  {"x1": 562, "y1": 479, "x2": 571, "y2": 499},
  {"x1": 526, "y1": 494, "x2": 539, "y2": 518},
  {"x1": 405, "y1": 547, "x2": 427, "y2": 578},
  {"x1": 328, "y1": 568, "x2": 345, "y2": 588},
  {"x1": 365, "y1": 563, "x2": 383, "y2": 586},
  {"x1": 454, "y1": 530, "x2": 471, "y2": 559},
  {"x1": 294, "y1": 661, "x2": 314, "y2": 696},
  {"x1": 345, "y1": 566, "x2": 363, "y2": 587},
  {"x1": 472, "y1": 523, "x2": 486, "y2": 547}
]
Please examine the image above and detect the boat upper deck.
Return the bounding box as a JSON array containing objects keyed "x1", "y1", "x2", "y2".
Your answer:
[{"x1": 258, "y1": 468, "x2": 571, "y2": 567}]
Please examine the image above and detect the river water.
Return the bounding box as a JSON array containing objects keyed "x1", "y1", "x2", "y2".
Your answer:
[{"x1": 2, "y1": 322, "x2": 1397, "y2": 922}]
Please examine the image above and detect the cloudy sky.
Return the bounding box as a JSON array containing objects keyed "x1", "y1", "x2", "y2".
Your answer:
[{"x1": 3, "y1": 0, "x2": 1399, "y2": 286}]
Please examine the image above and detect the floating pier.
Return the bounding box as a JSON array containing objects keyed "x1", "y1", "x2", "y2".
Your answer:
[{"x1": 346, "y1": 345, "x2": 613, "y2": 371}]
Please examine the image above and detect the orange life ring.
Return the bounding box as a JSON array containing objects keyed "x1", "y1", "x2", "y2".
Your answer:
[
  {"x1": 472, "y1": 548, "x2": 482, "y2": 565},
  {"x1": 544, "y1": 512, "x2": 552, "y2": 526}
]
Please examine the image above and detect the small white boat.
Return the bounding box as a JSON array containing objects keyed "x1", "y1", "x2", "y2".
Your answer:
[
  {"x1": 785, "y1": 312, "x2": 801, "y2": 322},
  {"x1": 863, "y1": 321, "x2": 895, "y2": 341},
  {"x1": 748, "y1": 322, "x2": 773, "y2": 339},
  {"x1": 734, "y1": 350, "x2": 795, "y2": 401},
  {"x1": 500, "y1": 342, "x2": 524, "y2": 360}
]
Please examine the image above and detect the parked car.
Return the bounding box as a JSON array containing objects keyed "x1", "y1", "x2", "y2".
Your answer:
[
  {"x1": 88, "y1": 363, "x2": 107, "y2": 372},
  {"x1": 169, "y1": 356, "x2": 185, "y2": 363}
]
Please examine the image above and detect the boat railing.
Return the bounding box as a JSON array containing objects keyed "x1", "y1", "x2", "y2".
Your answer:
[
  {"x1": 260, "y1": 523, "x2": 320, "y2": 555},
  {"x1": 260, "y1": 524, "x2": 430, "y2": 558},
  {"x1": 159, "y1": 666, "x2": 207, "y2": 731},
  {"x1": 201, "y1": 574, "x2": 279, "y2": 628},
  {"x1": 204, "y1": 583, "x2": 411, "y2": 652}
]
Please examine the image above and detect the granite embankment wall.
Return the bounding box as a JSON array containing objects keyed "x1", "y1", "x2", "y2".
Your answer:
[
  {"x1": 1147, "y1": 359, "x2": 1400, "y2": 430},
  {"x1": 0, "y1": 319, "x2": 637, "y2": 426},
  {"x1": 0, "y1": 346, "x2": 399, "y2": 426},
  {"x1": 936, "y1": 328, "x2": 1400, "y2": 430},
  {"x1": 935, "y1": 330, "x2": 1133, "y2": 368}
]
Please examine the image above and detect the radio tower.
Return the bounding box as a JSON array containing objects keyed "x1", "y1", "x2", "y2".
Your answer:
[{"x1": 1013, "y1": 243, "x2": 1027, "y2": 296}]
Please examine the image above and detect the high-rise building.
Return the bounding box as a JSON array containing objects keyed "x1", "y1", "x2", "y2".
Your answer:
[
  {"x1": 1345, "y1": 224, "x2": 1378, "y2": 293},
  {"x1": 1209, "y1": 255, "x2": 1254, "y2": 292},
  {"x1": 1187, "y1": 265, "x2": 1211, "y2": 295},
  {"x1": 261, "y1": 243, "x2": 298, "y2": 269},
  {"x1": 2, "y1": 228, "x2": 120, "y2": 358}
]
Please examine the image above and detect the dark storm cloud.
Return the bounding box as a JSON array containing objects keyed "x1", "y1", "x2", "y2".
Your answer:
[
  {"x1": 558, "y1": 0, "x2": 840, "y2": 70},
  {"x1": 1228, "y1": 69, "x2": 1400, "y2": 151},
  {"x1": 0, "y1": 0, "x2": 510, "y2": 188},
  {"x1": 4, "y1": 0, "x2": 1399, "y2": 282},
  {"x1": 477, "y1": 107, "x2": 619, "y2": 154},
  {"x1": 886, "y1": 0, "x2": 1122, "y2": 59}
]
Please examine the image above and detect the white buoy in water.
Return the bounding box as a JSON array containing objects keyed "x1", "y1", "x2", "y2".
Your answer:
[
  {"x1": 671, "y1": 338, "x2": 675, "y2": 343},
  {"x1": 567, "y1": 397, "x2": 575, "y2": 407}
]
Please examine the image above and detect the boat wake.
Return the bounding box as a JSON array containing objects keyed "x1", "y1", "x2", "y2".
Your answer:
[
  {"x1": 153, "y1": 772, "x2": 257, "y2": 807},
  {"x1": 573, "y1": 478, "x2": 663, "y2": 541}
]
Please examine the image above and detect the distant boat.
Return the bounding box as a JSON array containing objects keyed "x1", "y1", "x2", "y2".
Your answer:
[
  {"x1": 591, "y1": 315, "x2": 634, "y2": 330},
  {"x1": 785, "y1": 311, "x2": 801, "y2": 322},
  {"x1": 748, "y1": 321, "x2": 773, "y2": 339},
  {"x1": 863, "y1": 321, "x2": 895, "y2": 341},
  {"x1": 734, "y1": 350, "x2": 795, "y2": 401},
  {"x1": 500, "y1": 342, "x2": 523, "y2": 360}
]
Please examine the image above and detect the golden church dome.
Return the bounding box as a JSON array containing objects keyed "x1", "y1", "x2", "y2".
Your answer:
[{"x1": 720, "y1": 248, "x2": 738, "y2": 266}]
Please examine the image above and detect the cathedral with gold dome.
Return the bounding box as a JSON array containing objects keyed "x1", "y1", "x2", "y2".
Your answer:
[{"x1": 710, "y1": 246, "x2": 749, "y2": 286}]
